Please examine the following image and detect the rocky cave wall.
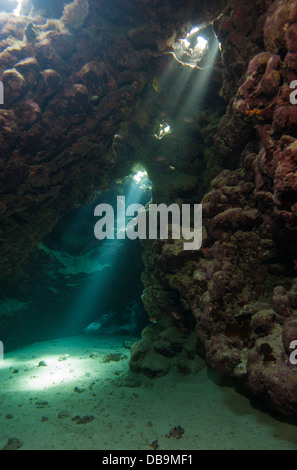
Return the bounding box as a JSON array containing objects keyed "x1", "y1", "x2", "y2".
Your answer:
[
  {"x1": 1, "y1": 0, "x2": 297, "y2": 418},
  {"x1": 0, "y1": 0, "x2": 223, "y2": 277},
  {"x1": 130, "y1": 0, "x2": 297, "y2": 419}
]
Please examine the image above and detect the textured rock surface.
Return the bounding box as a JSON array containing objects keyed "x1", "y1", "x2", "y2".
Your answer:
[
  {"x1": 129, "y1": 325, "x2": 205, "y2": 377},
  {"x1": 131, "y1": 0, "x2": 297, "y2": 418},
  {"x1": 0, "y1": 0, "x2": 222, "y2": 277}
]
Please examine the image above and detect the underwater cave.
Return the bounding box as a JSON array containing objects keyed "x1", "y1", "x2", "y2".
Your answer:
[{"x1": 1, "y1": 0, "x2": 297, "y2": 452}]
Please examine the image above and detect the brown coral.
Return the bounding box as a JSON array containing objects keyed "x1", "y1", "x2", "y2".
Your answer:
[{"x1": 61, "y1": 0, "x2": 90, "y2": 29}]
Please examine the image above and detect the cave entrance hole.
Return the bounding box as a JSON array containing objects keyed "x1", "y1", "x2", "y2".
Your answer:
[
  {"x1": 1, "y1": 167, "x2": 152, "y2": 351},
  {"x1": 44, "y1": 166, "x2": 152, "y2": 340}
]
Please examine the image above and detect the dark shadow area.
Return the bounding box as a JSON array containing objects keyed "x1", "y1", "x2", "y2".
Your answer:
[{"x1": 207, "y1": 366, "x2": 297, "y2": 434}]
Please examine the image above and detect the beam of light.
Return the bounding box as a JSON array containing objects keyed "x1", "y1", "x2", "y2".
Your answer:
[
  {"x1": 181, "y1": 38, "x2": 190, "y2": 49},
  {"x1": 174, "y1": 39, "x2": 220, "y2": 121},
  {"x1": 133, "y1": 170, "x2": 147, "y2": 183},
  {"x1": 154, "y1": 123, "x2": 172, "y2": 140},
  {"x1": 115, "y1": 169, "x2": 151, "y2": 238},
  {"x1": 13, "y1": 0, "x2": 23, "y2": 16},
  {"x1": 166, "y1": 35, "x2": 207, "y2": 69},
  {"x1": 188, "y1": 27, "x2": 199, "y2": 36},
  {"x1": 149, "y1": 25, "x2": 210, "y2": 102},
  {"x1": 62, "y1": 238, "x2": 124, "y2": 334},
  {"x1": 168, "y1": 24, "x2": 218, "y2": 70},
  {"x1": 0, "y1": 358, "x2": 16, "y2": 369},
  {"x1": 0, "y1": 353, "x2": 101, "y2": 391},
  {"x1": 122, "y1": 168, "x2": 151, "y2": 220},
  {"x1": 195, "y1": 36, "x2": 208, "y2": 53},
  {"x1": 39, "y1": 243, "x2": 111, "y2": 276},
  {"x1": 18, "y1": 355, "x2": 87, "y2": 391},
  {"x1": 148, "y1": 25, "x2": 219, "y2": 134},
  {"x1": 61, "y1": 168, "x2": 151, "y2": 335}
]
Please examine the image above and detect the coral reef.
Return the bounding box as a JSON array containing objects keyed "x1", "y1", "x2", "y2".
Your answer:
[
  {"x1": 137, "y1": 0, "x2": 297, "y2": 418},
  {"x1": 130, "y1": 325, "x2": 205, "y2": 378},
  {"x1": 61, "y1": 0, "x2": 90, "y2": 30}
]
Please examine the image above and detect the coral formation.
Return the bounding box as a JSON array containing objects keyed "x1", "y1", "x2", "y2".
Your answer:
[
  {"x1": 130, "y1": 325, "x2": 205, "y2": 377},
  {"x1": 135, "y1": 0, "x2": 297, "y2": 418},
  {"x1": 61, "y1": 0, "x2": 90, "y2": 30},
  {"x1": 128, "y1": 0, "x2": 297, "y2": 419}
]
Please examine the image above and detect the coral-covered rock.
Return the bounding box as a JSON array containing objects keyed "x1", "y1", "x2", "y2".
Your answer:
[
  {"x1": 284, "y1": 52, "x2": 297, "y2": 83},
  {"x1": 47, "y1": 30, "x2": 75, "y2": 58},
  {"x1": 0, "y1": 158, "x2": 29, "y2": 192},
  {"x1": 130, "y1": 325, "x2": 205, "y2": 377},
  {"x1": 273, "y1": 286, "x2": 293, "y2": 319},
  {"x1": 273, "y1": 141, "x2": 297, "y2": 218},
  {"x1": 14, "y1": 57, "x2": 40, "y2": 89},
  {"x1": 78, "y1": 62, "x2": 107, "y2": 96},
  {"x1": 251, "y1": 309, "x2": 276, "y2": 336},
  {"x1": 1, "y1": 68, "x2": 27, "y2": 104},
  {"x1": 65, "y1": 84, "x2": 89, "y2": 114},
  {"x1": 41, "y1": 69, "x2": 64, "y2": 96},
  {"x1": 233, "y1": 52, "x2": 281, "y2": 117},
  {"x1": 273, "y1": 106, "x2": 297, "y2": 135},
  {"x1": 0, "y1": 110, "x2": 19, "y2": 155},
  {"x1": 246, "y1": 328, "x2": 297, "y2": 413},
  {"x1": 282, "y1": 317, "x2": 297, "y2": 355},
  {"x1": 61, "y1": 0, "x2": 90, "y2": 29},
  {"x1": 286, "y1": 23, "x2": 297, "y2": 53},
  {"x1": 34, "y1": 39, "x2": 60, "y2": 70},
  {"x1": 264, "y1": 0, "x2": 297, "y2": 53},
  {"x1": 134, "y1": 0, "x2": 297, "y2": 419},
  {"x1": 288, "y1": 279, "x2": 297, "y2": 308},
  {"x1": 15, "y1": 99, "x2": 42, "y2": 126}
]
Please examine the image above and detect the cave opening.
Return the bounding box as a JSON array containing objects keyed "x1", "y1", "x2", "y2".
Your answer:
[
  {"x1": 170, "y1": 23, "x2": 220, "y2": 69},
  {"x1": 0, "y1": 167, "x2": 152, "y2": 351}
]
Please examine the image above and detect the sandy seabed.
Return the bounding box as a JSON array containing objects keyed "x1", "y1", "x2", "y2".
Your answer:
[{"x1": 0, "y1": 335, "x2": 296, "y2": 451}]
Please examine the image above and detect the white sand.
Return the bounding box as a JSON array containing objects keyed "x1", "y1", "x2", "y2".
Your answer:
[{"x1": 0, "y1": 335, "x2": 296, "y2": 450}]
